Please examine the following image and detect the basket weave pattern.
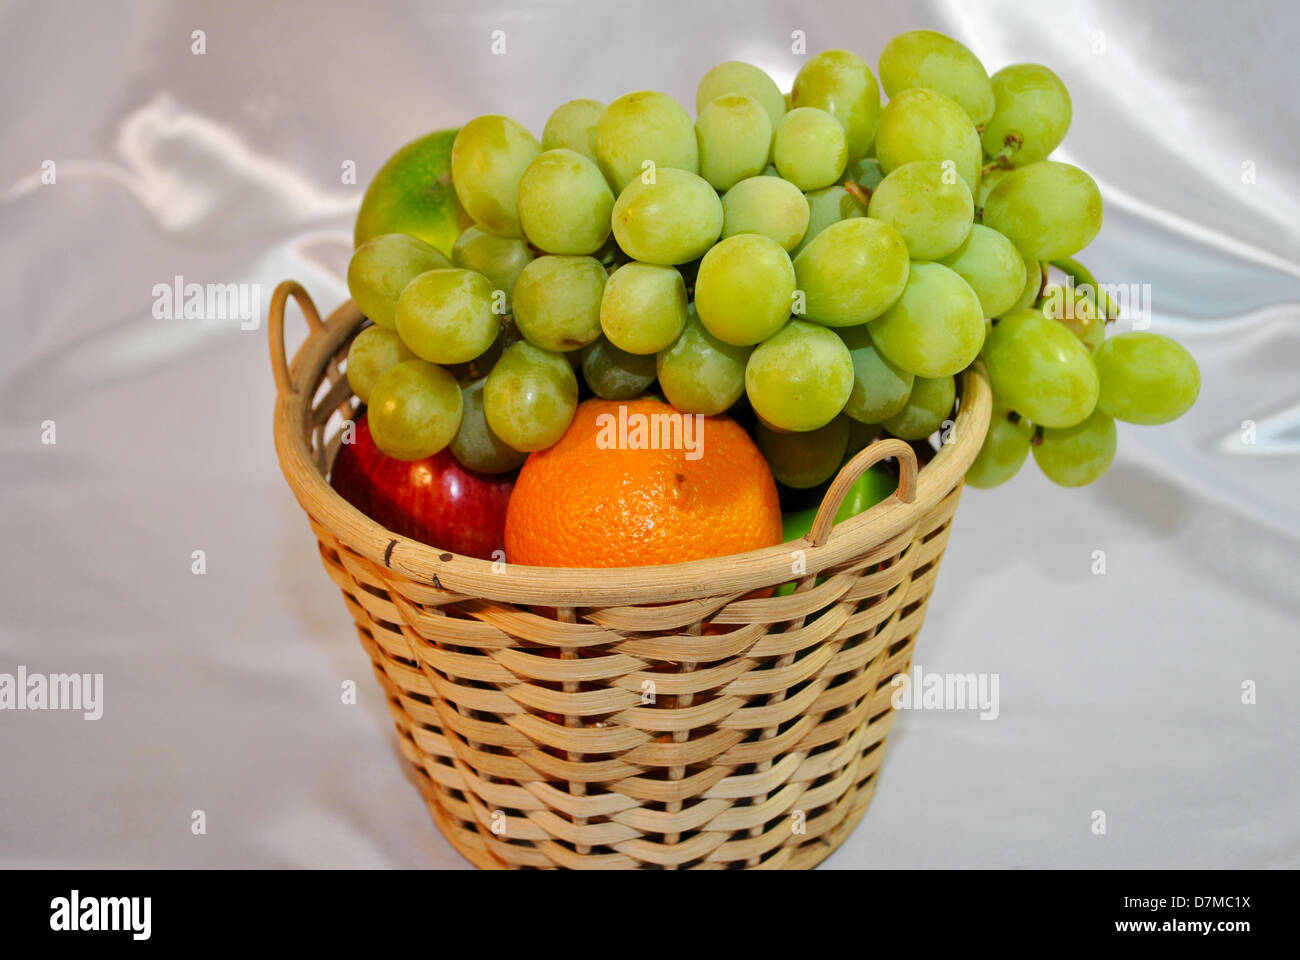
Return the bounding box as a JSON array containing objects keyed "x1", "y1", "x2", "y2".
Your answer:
[{"x1": 271, "y1": 282, "x2": 990, "y2": 869}]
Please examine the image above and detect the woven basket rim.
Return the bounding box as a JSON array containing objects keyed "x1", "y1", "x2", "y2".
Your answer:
[{"x1": 272, "y1": 286, "x2": 992, "y2": 606}]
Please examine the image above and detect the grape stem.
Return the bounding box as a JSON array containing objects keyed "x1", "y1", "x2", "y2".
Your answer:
[
  {"x1": 1050, "y1": 257, "x2": 1119, "y2": 321},
  {"x1": 843, "y1": 181, "x2": 872, "y2": 206},
  {"x1": 979, "y1": 133, "x2": 1022, "y2": 178},
  {"x1": 979, "y1": 158, "x2": 1010, "y2": 178}
]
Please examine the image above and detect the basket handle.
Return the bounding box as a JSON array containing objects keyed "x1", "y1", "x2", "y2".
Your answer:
[
  {"x1": 268, "y1": 280, "x2": 324, "y2": 397},
  {"x1": 808, "y1": 437, "x2": 918, "y2": 548}
]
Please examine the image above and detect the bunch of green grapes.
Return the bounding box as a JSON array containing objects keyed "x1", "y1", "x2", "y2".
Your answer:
[{"x1": 341, "y1": 32, "x2": 1198, "y2": 494}]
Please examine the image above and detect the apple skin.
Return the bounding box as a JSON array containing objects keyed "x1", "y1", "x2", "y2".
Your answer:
[
  {"x1": 354, "y1": 128, "x2": 473, "y2": 258},
  {"x1": 330, "y1": 414, "x2": 513, "y2": 560}
]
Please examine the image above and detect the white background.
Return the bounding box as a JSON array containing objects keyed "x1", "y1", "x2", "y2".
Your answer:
[{"x1": 1, "y1": 0, "x2": 1297, "y2": 868}]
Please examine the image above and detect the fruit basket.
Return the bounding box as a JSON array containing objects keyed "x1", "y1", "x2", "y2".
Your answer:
[{"x1": 270, "y1": 280, "x2": 992, "y2": 869}]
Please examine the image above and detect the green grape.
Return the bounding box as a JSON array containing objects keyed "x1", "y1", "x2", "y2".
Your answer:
[
  {"x1": 869, "y1": 262, "x2": 984, "y2": 377},
  {"x1": 793, "y1": 217, "x2": 909, "y2": 326},
  {"x1": 581, "y1": 337, "x2": 657, "y2": 400},
  {"x1": 591, "y1": 234, "x2": 625, "y2": 267},
  {"x1": 938, "y1": 224, "x2": 1026, "y2": 319},
  {"x1": 347, "y1": 233, "x2": 450, "y2": 329},
  {"x1": 442, "y1": 327, "x2": 509, "y2": 384},
  {"x1": 451, "y1": 226, "x2": 532, "y2": 311},
  {"x1": 874, "y1": 88, "x2": 981, "y2": 191},
  {"x1": 483, "y1": 341, "x2": 579, "y2": 451},
  {"x1": 792, "y1": 184, "x2": 866, "y2": 256},
  {"x1": 1093, "y1": 332, "x2": 1200, "y2": 424},
  {"x1": 745, "y1": 320, "x2": 854, "y2": 431},
  {"x1": 866, "y1": 160, "x2": 974, "y2": 259},
  {"x1": 773, "y1": 107, "x2": 848, "y2": 190},
  {"x1": 610, "y1": 168, "x2": 723, "y2": 264},
  {"x1": 878, "y1": 29, "x2": 995, "y2": 126},
  {"x1": 394, "y1": 268, "x2": 500, "y2": 364},
  {"x1": 516, "y1": 148, "x2": 614, "y2": 255},
  {"x1": 982, "y1": 307, "x2": 1099, "y2": 427},
  {"x1": 346, "y1": 325, "x2": 416, "y2": 404},
  {"x1": 392, "y1": 271, "x2": 500, "y2": 362},
  {"x1": 599, "y1": 261, "x2": 688, "y2": 354},
  {"x1": 880, "y1": 374, "x2": 955, "y2": 440},
  {"x1": 541, "y1": 98, "x2": 604, "y2": 161},
  {"x1": 696, "y1": 61, "x2": 786, "y2": 133},
  {"x1": 450, "y1": 115, "x2": 540, "y2": 237},
  {"x1": 450, "y1": 378, "x2": 527, "y2": 473},
  {"x1": 595, "y1": 91, "x2": 698, "y2": 193},
  {"x1": 975, "y1": 166, "x2": 1012, "y2": 209},
  {"x1": 790, "y1": 50, "x2": 882, "y2": 161},
  {"x1": 982, "y1": 161, "x2": 1102, "y2": 261},
  {"x1": 842, "y1": 156, "x2": 885, "y2": 190},
  {"x1": 695, "y1": 234, "x2": 795, "y2": 346},
  {"x1": 836, "y1": 325, "x2": 914, "y2": 424},
  {"x1": 982, "y1": 64, "x2": 1072, "y2": 165},
  {"x1": 1011, "y1": 252, "x2": 1043, "y2": 312},
  {"x1": 1033, "y1": 410, "x2": 1116, "y2": 487},
  {"x1": 696, "y1": 95, "x2": 773, "y2": 190},
  {"x1": 761, "y1": 163, "x2": 781, "y2": 176},
  {"x1": 1041, "y1": 283, "x2": 1105, "y2": 352},
  {"x1": 965, "y1": 406, "x2": 1034, "y2": 488},
  {"x1": 844, "y1": 417, "x2": 880, "y2": 460},
  {"x1": 721, "y1": 176, "x2": 810, "y2": 251},
  {"x1": 756, "y1": 416, "x2": 850, "y2": 488},
  {"x1": 512, "y1": 256, "x2": 606, "y2": 352},
  {"x1": 368, "y1": 359, "x2": 463, "y2": 460},
  {"x1": 656, "y1": 309, "x2": 750, "y2": 415}
]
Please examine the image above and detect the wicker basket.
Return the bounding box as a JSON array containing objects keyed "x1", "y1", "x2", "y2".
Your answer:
[{"x1": 270, "y1": 280, "x2": 992, "y2": 869}]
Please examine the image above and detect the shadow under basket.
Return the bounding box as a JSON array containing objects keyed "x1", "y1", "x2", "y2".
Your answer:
[{"x1": 269, "y1": 281, "x2": 992, "y2": 869}]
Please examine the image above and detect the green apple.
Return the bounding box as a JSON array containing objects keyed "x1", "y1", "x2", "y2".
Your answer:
[
  {"x1": 355, "y1": 128, "x2": 473, "y2": 257},
  {"x1": 775, "y1": 464, "x2": 897, "y2": 596},
  {"x1": 780, "y1": 464, "x2": 897, "y2": 543}
]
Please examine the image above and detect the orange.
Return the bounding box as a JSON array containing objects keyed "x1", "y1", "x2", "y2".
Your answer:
[{"x1": 506, "y1": 398, "x2": 782, "y2": 567}]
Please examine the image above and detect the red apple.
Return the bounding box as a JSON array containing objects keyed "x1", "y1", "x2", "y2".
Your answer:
[{"x1": 330, "y1": 414, "x2": 513, "y2": 560}]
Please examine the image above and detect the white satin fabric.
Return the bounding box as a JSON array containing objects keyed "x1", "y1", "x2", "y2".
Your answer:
[{"x1": 1, "y1": 0, "x2": 1296, "y2": 869}]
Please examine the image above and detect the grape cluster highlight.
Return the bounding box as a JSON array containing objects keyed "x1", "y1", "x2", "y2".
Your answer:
[{"x1": 346, "y1": 30, "x2": 1200, "y2": 492}]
